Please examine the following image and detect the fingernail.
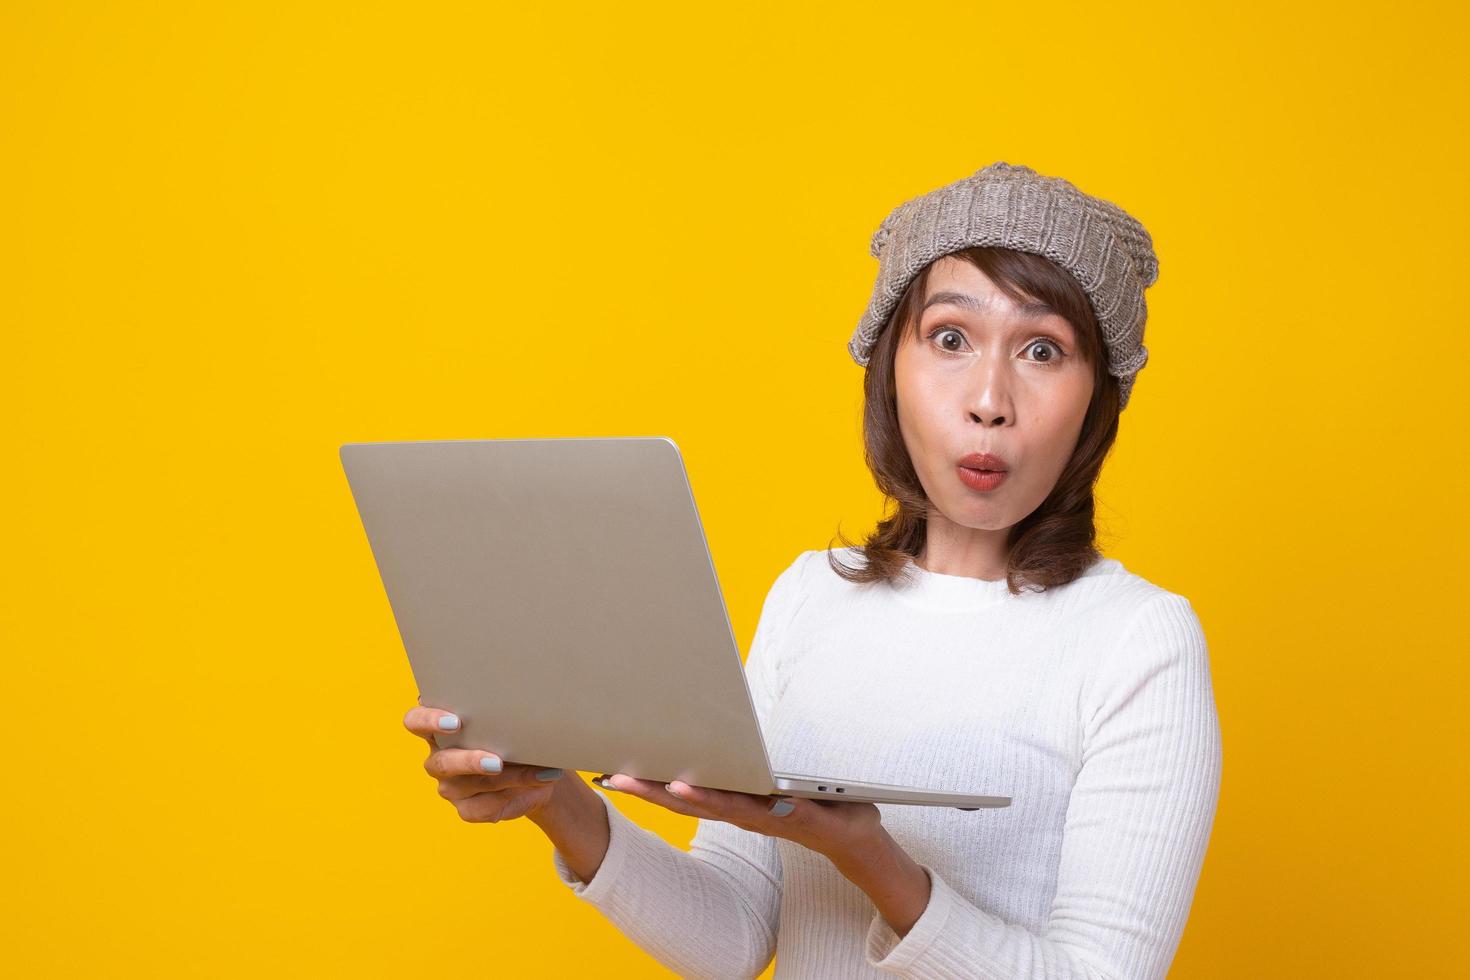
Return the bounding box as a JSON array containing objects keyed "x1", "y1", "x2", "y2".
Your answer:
[
  {"x1": 535, "y1": 768, "x2": 564, "y2": 781},
  {"x1": 770, "y1": 798, "x2": 795, "y2": 816},
  {"x1": 438, "y1": 714, "x2": 460, "y2": 731},
  {"x1": 480, "y1": 756, "x2": 502, "y2": 773}
]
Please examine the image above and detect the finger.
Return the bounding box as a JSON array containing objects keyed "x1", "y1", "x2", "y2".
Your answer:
[
  {"x1": 404, "y1": 705, "x2": 460, "y2": 755},
  {"x1": 435, "y1": 771, "x2": 557, "y2": 802},
  {"x1": 437, "y1": 773, "x2": 510, "y2": 803},
  {"x1": 667, "y1": 781, "x2": 799, "y2": 822},
  {"x1": 426, "y1": 750, "x2": 568, "y2": 787},
  {"x1": 422, "y1": 747, "x2": 507, "y2": 779},
  {"x1": 404, "y1": 705, "x2": 464, "y2": 740},
  {"x1": 455, "y1": 782, "x2": 555, "y2": 823},
  {"x1": 605, "y1": 774, "x2": 706, "y2": 818},
  {"x1": 608, "y1": 775, "x2": 755, "y2": 817}
]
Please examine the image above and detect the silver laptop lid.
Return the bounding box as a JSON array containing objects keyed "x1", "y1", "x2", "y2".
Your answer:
[{"x1": 340, "y1": 437, "x2": 780, "y2": 795}]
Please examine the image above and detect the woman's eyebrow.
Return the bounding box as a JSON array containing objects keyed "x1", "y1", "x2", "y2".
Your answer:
[{"x1": 923, "y1": 290, "x2": 1057, "y2": 322}]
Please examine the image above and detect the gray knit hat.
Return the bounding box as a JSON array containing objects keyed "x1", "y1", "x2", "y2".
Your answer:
[{"x1": 849, "y1": 161, "x2": 1161, "y2": 409}]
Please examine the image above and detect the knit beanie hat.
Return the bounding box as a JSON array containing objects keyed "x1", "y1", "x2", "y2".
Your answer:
[{"x1": 849, "y1": 162, "x2": 1161, "y2": 410}]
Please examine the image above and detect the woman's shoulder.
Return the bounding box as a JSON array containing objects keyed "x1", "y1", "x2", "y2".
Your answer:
[
  {"x1": 784, "y1": 546, "x2": 863, "y2": 595},
  {"x1": 1075, "y1": 553, "x2": 1184, "y2": 602},
  {"x1": 1069, "y1": 558, "x2": 1212, "y2": 688},
  {"x1": 1051, "y1": 554, "x2": 1204, "y2": 636},
  {"x1": 765, "y1": 548, "x2": 855, "y2": 612}
]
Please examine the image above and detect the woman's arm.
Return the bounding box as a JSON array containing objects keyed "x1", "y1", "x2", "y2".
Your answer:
[
  {"x1": 849, "y1": 592, "x2": 1224, "y2": 979},
  {"x1": 543, "y1": 784, "x2": 783, "y2": 980},
  {"x1": 534, "y1": 551, "x2": 813, "y2": 980}
]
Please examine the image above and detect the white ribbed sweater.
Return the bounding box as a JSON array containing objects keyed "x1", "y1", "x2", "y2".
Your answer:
[{"x1": 551, "y1": 548, "x2": 1223, "y2": 979}]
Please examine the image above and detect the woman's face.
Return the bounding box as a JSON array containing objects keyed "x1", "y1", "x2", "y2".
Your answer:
[{"x1": 894, "y1": 256, "x2": 1096, "y2": 535}]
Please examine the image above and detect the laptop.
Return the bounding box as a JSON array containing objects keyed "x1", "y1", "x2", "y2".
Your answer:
[{"x1": 340, "y1": 436, "x2": 1011, "y2": 811}]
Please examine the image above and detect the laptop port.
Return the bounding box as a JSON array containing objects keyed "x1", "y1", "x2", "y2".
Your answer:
[
  {"x1": 835, "y1": 787, "x2": 845, "y2": 793},
  {"x1": 817, "y1": 785, "x2": 827, "y2": 791}
]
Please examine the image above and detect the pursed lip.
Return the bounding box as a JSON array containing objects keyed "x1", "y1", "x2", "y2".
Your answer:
[{"x1": 958, "y1": 452, "x2": 1009, "y2": 472}]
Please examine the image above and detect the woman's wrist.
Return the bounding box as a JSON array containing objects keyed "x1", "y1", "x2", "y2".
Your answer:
[
  {"x1": 530, "y1": 774, "x2": 611, "y2": 884},
  {"x1": 830, "y1": 828, "x2": 932, "y2": 938}
]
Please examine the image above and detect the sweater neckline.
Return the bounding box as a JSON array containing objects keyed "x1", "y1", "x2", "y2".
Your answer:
[{"x1": 888, "y1": 555, "x2": 1015, "y2": 612}]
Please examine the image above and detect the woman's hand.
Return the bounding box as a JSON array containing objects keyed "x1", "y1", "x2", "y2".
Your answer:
[
  {"x1": 404, "y1": 702, "x2": 570, "y2": 824},
  {"x1": 600, "y1": 773, "x2": 885, "y2": 865},
  {"x1": 606, "y1": 773, "x2": 934, "y2": 937}
]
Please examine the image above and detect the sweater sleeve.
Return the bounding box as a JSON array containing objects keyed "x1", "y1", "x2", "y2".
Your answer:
[
  {"x1": 548, "y1": 551, "x2": 811, "y2": 980},
  {"x1": 863, "y1": 591, "x2": 1224, "y2": 980}
]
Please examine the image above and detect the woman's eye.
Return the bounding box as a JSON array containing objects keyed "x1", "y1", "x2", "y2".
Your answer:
[
  {"x1": 1023, "y1": 339, "x2": 1065, "y2": 362},
  {"x1": 930, "y1": 327, "x2": 967, "y2": 352}
]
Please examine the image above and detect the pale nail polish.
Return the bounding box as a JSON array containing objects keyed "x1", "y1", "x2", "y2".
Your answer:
[
  {"x1": 438, "y1": 714, "x2": 460, "y2": 730},
  {"x1": 770, "y1": 798, "x2": 795, "y2": 816}
]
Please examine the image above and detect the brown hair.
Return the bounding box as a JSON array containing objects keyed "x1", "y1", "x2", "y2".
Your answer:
[{"x1": 826, "y1": 246, "x2": 1123, "y2": 596}]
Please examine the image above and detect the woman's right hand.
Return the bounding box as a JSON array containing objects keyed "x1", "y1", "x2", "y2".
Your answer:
[{"x1": 404, "y1": 702, "x2": 569, "y2": 824}]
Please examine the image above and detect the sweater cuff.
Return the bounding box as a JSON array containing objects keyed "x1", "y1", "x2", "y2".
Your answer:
[
  {"x1": 549, "y1": 788, "x2": 634, "y2": 905},
  {"x1": 864, "y1": 863, "x2": 960, "y2": 973}
]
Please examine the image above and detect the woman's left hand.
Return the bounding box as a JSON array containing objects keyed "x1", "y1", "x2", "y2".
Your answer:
[{"x1": 599, "y1": 772, "x2": 884, "y2": 864}]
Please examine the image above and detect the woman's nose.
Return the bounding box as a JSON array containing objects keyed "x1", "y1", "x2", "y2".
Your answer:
[
  {"x1": 966, "y1": 360, "x2": 1015, "y2": 426},
  {"x1": 971, "y1": 408, "x2": 1008, "y2": 425}
]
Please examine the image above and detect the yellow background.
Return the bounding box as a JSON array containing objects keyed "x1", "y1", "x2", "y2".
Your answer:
[{"x1": 4, "y1": 2, "x2": 1465, "y2": 976}]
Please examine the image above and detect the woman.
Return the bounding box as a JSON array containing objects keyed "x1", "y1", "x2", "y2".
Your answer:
[{"x1": 402, "y1": 162, "x2": 1223, "y2": 979}]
